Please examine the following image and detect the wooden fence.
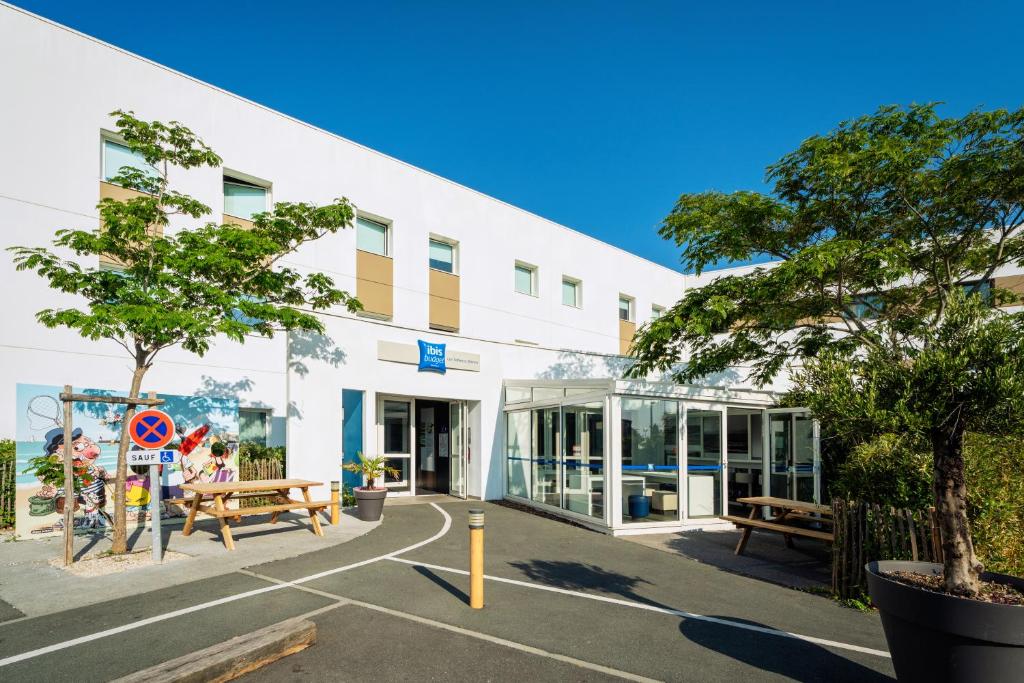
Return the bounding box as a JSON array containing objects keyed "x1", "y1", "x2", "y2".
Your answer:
[
  {"x1": 237, "y1": 458, "x2": 284, "y2": 508},
  {"x1": 832, "y1": 499, "x2": 943, "y2": 599},
  {"x1": 1, "y1": 458, "x2": 13, "y2": 529}
]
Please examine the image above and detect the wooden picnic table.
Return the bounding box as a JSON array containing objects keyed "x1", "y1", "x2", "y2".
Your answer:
[
  {"x1": 722, "y1": 496, "x2": 834, "y2": 556},
  {"x1": 180, "y1": 479, "x2": 330, "y2": 551}
]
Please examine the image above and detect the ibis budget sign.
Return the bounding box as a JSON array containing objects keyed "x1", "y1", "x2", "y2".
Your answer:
[
  {"x1": 377, "y1": 340, "x2": 480, "y2": 372},
  {"x1": 417, "y1": 340, "x2": 446, "y2": 373}
]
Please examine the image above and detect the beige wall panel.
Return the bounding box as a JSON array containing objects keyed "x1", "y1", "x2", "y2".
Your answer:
[
  {"x1": 619, "y1": 319, "x2": 636, "y2": 355},
  {"x1": 994, "y1": 275, "x2": 1024, "y2": 306},
  {"x1": 429, "y1": 269, "x2": 460, "y2": 331},
  {"x1": 98, "y1": 181, "x2": 162, "y2": 267},
  {"x1": 223, "y1": 214, "x2": 255, "y2": 230},
  {"x1": 356, "y1": 249, "x2": 394, "y2": 318}
]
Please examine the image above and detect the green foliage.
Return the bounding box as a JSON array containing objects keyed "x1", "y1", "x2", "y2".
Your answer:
[
  {"x1": 833, "y1": 434, "x2": 932, "y2": 510},
  {"x1": 8, "y1": 110, "x2": 360, "y2": 554},
  {"x1": 237, "y1": 443, "x2": 286, "y2": 464},
  {"x1": 964, "y1": 433, "x2": 1024, "y2": 577},
  {"x1": 20, "y1": 454, "x2": 96, "y2": 491},
  {"x1": 1, "y1": 439, "x2": 14, "y2": 529},
  {"x1": 630, "y1": 103, "x2": 1024, "y2": 386},
  {"x1": 342, "y1": 452, "x2": 400, "y2": 489},
  {"x1": 9, "y1": 110, "x2": 361, "y2": 369},
  {"x1": 341, "y1": 484, "x2": 357, "y2": 508}
]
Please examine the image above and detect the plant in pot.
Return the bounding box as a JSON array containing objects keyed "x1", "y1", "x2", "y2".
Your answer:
[
  {"x1": 625, "y1": 104, "x2": 1024, "y2": 681},
  {"x1": 342, "y1": 453, "x2": 400, "y2": 522}
]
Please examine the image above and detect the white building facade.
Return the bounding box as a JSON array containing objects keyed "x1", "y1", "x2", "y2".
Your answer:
[{"x1": 4, "y1": 6, "x2": 1020, "y2": 536}]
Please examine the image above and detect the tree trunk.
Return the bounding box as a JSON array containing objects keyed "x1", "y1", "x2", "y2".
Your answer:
[
  {"x1": 110, "y1": 363, "x2": 148, "y2": 554},
  {"x1": 932, "y1": 425, "x2": 982, "y2": 596}
]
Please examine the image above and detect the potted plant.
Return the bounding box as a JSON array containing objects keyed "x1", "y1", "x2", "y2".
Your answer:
[
  {"x1": 622, "y1": 106, "x2": 1024, "y2": 681},
  {"x1": 342, "y1": 453, "x2": 399, "y2": 522}
]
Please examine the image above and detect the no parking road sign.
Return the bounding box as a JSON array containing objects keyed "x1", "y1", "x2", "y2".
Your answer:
[{"x1": 128, "y1": 409, "x2": 176, "y2": 450}]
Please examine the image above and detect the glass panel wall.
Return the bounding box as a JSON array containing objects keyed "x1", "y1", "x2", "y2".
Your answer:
[
  {"x1": 506, "y1": 410, "x2": 531, "y2": 499},
  {"x1": 794, "y1": 413, "x2": 816, "y2": 502},
  {"x1": 382, "y1": 400, "x2": 411, "y2": 491},
  {"x1": 562, "y1": 402, "x2": 604, "y2": 519},
  {"x1": 769, "y1": 412, "x2": 791, "y2": 499},
  {"x1": 621, "y1": 399, "x2": 679, "y2": 523},
  {"x1": 532, "y1": 407, "x2": 560, "y2": 507},
  {"x1": 726, "y1": 409, "x2": 763, "y2": 514},
  {"x1": 686, "y1": 409, "x2": 722, "y2": 517}
]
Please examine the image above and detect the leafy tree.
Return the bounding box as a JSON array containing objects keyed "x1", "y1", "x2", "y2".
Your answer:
[
  {"x1": 628, "y1": 104, "x2": 1024, "y2": 595},
  {"x1": 10, "y1": 111, "x2": 360, "y2": 553}
]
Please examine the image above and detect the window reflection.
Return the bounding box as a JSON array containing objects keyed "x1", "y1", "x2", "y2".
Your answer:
[{"x1": 621, "y1": 399, "x2": 678, "y2": 523}]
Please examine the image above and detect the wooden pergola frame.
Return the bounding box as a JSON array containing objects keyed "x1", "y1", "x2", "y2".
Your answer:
[{"x1": 57, "y1": 385, "x2": 163, "y2": 565}]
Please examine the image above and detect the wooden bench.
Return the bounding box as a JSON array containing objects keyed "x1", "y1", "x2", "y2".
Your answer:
[
  {"x1": 724, "y1": 496, "x2": 835, "y2": 555},
  {"x1": 180, "y1": 479, "x2": 330, "y2": 551}
]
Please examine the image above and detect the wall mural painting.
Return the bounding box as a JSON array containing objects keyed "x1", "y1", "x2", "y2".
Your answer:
[{"x1": 15, "y1": 383, "x2": 239, "y2": 538}]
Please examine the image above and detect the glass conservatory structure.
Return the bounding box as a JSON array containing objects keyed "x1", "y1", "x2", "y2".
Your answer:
[{"x1": 502, "y1": 379, "x2": 820, "y2": 534}]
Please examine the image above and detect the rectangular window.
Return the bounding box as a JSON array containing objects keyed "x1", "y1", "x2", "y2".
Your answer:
[
  {"x1": 357, "y1": 216, "x2": 389, "y2": 256},
  {"x1": 102, "y1": 139, "x2": 155, "y2": 183},
  {"x1": 621, "y1": 399, "x2": 678, "y2": 523},
  {"x1": 961, "y1": 279, "x2": 993, "y2": 304},
  {"x1": 224, "y1": 176, "x2": 269, "y2": 221},
  {"x1": 514, "y1": 262, "x2": 537, "y2": 296},
  {"x1": 239, "y1": 409, "x2": 268, "y2": 446},
  {"x1": 652, "y1": 304, "x2": 665, "y2": 319},
  {"x1": 562, "y1": 277, "x2": 581, "y2": 307},
  {"x1": 619, "y1": 296, "x2": 634, "y2": 322},
  {"x1": 429, "y1": 238, "x2": 455, "y2": 273}
]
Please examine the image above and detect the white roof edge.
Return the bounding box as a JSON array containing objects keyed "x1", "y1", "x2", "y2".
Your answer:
[{"x1": 1, "y1": 1, "x2": 684, "y2": 280}]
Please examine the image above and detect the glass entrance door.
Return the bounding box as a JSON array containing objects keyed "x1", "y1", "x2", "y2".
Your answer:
[
  {"x1": 764, "y1": 409, "x2": 819, "y2": 503},
  {"x1": 449, "y1": 401, "x2": 467, "y2": 499},
  {"x1": 379, "y1": 398, "x2": 413, "y2": 492}
]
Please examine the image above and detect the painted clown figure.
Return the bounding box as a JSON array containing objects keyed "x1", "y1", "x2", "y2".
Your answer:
[{"x1": 43, "y1": 427, "x2": 110, "y2": 529}]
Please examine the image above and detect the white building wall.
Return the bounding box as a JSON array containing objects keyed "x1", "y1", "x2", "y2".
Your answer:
[
  {"x1": 6, "y1": 6, "x2": 1017, "y2": 504},
  {"x1": 0, "y1": 6, "x2": 695, "y2": 501}
]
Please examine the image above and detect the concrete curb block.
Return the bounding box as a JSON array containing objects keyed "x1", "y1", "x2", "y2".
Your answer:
[{"x1": 110, "y1": 617, "x2": 317, "y2": 683}]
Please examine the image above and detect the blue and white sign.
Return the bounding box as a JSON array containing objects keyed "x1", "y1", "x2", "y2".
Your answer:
[
  {"x1": 127, "y1": 449, "x2": 180, "y2": 466},
  {"x1": 417, "y1": 340, "x2": 447, "y2": 373}
]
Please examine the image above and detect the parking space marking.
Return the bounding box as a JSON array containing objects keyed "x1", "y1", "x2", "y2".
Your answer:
[
  {"x1": 0, "y1": 504, "x2": 453, "y2": 669},
  {"x1": 386, "y1": 556, "x2": 891, "y2": 659},
  {"x1": 240, "y1": 567, "x2": 659, "y2": 682}
]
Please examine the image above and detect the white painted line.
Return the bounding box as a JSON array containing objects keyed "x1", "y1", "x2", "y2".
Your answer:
[
  {"x1": 0, "y1": 503, "x2": 453, "y2": 669},
  {"x1": 346, "y1": 598, "x2": 662, "y2": 683},
  {"x1": 387, "y1": 557, "x2": 891, "y2": 659},
  {"x1": 240, "y1": 567, "x2": 658, "y2": 683}
]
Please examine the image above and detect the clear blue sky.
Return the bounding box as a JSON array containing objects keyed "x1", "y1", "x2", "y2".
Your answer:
[{"x1": 15, "y1": 1, "x2": 1024, "y2": 271}]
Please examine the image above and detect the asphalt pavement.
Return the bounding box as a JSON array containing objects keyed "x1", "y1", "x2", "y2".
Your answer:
[{"x1": 0, "y1": 500, "x2": 895, "y2": 682}]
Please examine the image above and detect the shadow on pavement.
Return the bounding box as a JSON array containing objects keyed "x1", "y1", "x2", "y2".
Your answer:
[
  {"x1": 679, "y1": 615, "x2": 893, "y2": 682},
  {"x1": 508, "y1": 559, "x2": 891, "y2": 681},
  {"x1": 414, "y1": 565, "x2": 470, "y2": 605}
]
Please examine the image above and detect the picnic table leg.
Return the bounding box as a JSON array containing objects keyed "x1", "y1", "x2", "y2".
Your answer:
[
  {"x1": 769, "y1": 508, "x2": 796, "y2": 548},
  {"x1": 301, "y1": 487, "x2": 324, "y2": 537},
  {"x1": 212, "y1": 494, "x2": 236, "y2": 550},
  {"x1": 270, "y1": 489, "x2": 290, "y2": 524},
  {"x1": 734, "y1": 505, "x2": 758, "y2": 555},
  {"x1": 181, "y1": 494, "x2": 202, "y2": 537}
]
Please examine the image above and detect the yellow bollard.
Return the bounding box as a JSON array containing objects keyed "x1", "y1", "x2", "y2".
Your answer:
[
  {"x1": 330, "y1": 481, "x2": 340, "y2": 526},
  {"x1": 468, "y1": 508, "x2": 485, "y2": 609}
]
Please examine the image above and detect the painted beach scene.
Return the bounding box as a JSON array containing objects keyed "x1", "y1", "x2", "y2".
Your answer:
[{"x1": 15, "y1": 383, "x2": 239, "y2": 538}]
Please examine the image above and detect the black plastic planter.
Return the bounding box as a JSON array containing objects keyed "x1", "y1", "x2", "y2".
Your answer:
[
  {"x1": 354, "y1": 487, "x2": 387, "y2": 522},
  {"x1": 866, "y1": 560, "x2": 1024, "y2": 682}
]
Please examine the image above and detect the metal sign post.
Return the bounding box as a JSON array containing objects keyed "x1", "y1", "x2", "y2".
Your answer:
[
  {"x1": 127, "y1": 410, "x2": 175, "y2": 563},
  {"x1": 149, "y1": 463, "x2": 162, "y2": 563}
]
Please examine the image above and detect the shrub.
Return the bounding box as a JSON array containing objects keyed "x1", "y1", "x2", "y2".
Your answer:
[
  {"x1": 237, "y1": 442, "x2": 285, "y2": 464},
  {"x1": 964, "y1": 433, "x2": 1024, "y2": 577},
  {"x1": 833, "y1": 433, "x2": 932, "y2": 510},
  {"x1": 1, "y1": 438, "x2": 14, "y2": 529}
]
